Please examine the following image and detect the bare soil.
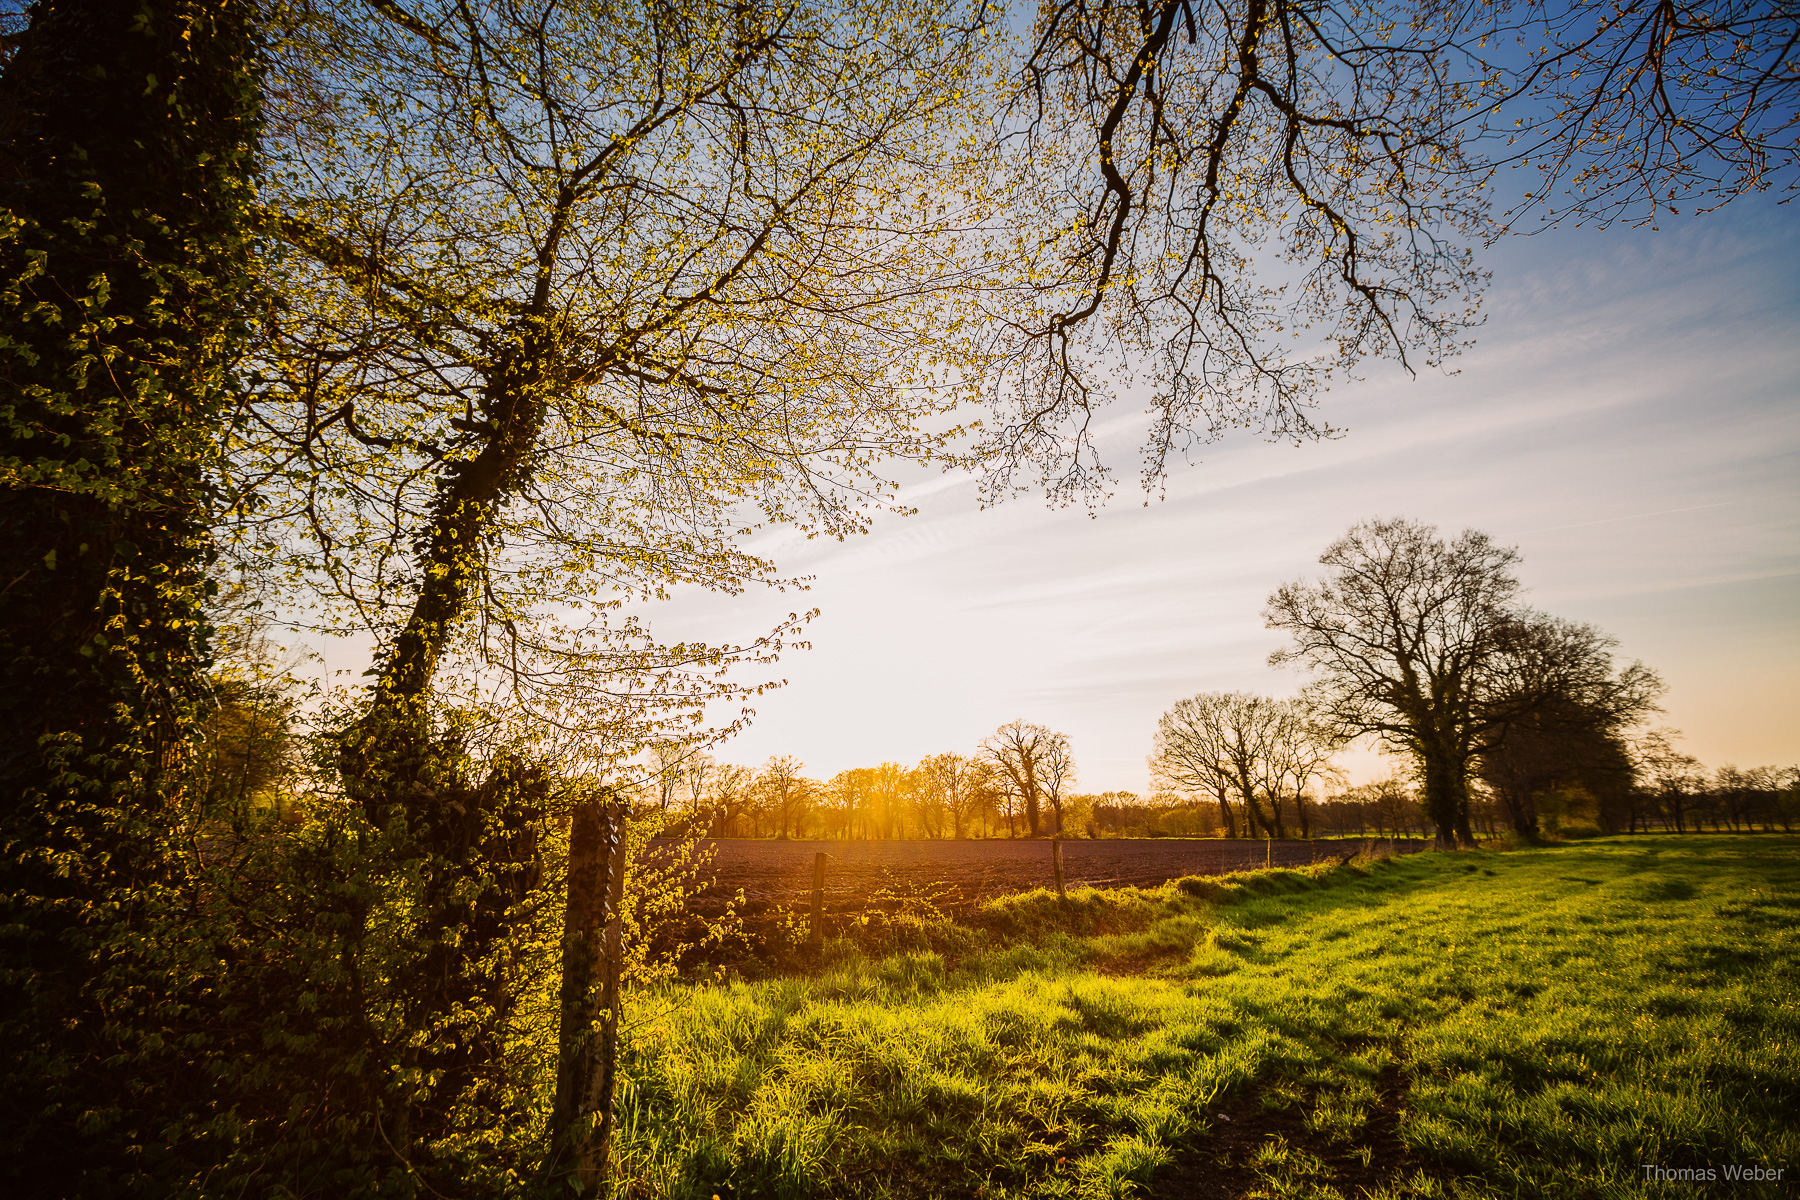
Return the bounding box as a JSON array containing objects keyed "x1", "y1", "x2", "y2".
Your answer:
[{"x1": 651, "y1": 836, "x2": 1427, "y2": 911}]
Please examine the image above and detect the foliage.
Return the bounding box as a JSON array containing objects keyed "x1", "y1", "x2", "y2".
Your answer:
[
  {"x1": 0, "y1": 0, "x2": 260, "y2": 1191},
  {"x1": 241, "y1": 0, "x2": 1004, "y2": 756},
  {"x1": 1475, "y1": 614, "x2": 1664, "y2": 840}
]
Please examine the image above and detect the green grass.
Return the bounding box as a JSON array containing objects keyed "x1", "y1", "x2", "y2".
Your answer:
[{"x1": 609, "y1": 837, "x2": 1800, "y2": 1199}]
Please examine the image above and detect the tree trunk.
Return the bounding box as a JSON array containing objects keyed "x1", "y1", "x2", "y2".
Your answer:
[
  {"x1": 1495, "y1": 785, "x2": 1541, "y2": 843},
  {"x1": 1419, "y1": 747, "x2": 1467, "y2": 848},
  {"x1": 0, "y1": 0, "x2": 259, "y2": 1184}
]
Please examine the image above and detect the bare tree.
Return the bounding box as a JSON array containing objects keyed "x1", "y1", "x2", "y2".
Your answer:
[
  {"x1": 1633, "y1": 728, "x2": 1707, "y2": 833},
  {"x1": 1261, "y1": 704, "x2": 1343, "y2": 839},
  {"x1": 1266, "y1": 518, "x2": 1528, "y2": 847},
  {"x1": 1039, "y1": 740, "x2": 1077, "y2": 835},
  {"x1": 1363, "y1": 777, "x2": 1424, "y2": 839},
  {"x1": 759, "y1": 756, "x2": 810, "y2": 841},
  {"x1": 645, "y1": 741, "x2": 685, "y2": 816},
  {"x1": 703, "y1": 763, "x2": 758, "y2": 838},
  {"x1": 918, "y1": 753, "x2": 983, "y2": 840},
  {"x1": 831, "y1": 768, "x2": 875, "y2": 840},
  {"x1": 1149, "y1": 693, "x2": 1289, "y2": 837},
  {"x1": 981, "y1": 721, "x2": 1073, "y2": 837}
]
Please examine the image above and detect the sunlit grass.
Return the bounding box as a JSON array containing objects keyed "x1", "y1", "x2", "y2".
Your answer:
[{"x1": 611, "y1": 837, "x2": 1800, "y2": 1198}]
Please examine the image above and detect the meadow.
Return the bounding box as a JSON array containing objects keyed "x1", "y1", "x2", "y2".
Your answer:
[{"x1": 608, "y1": 836, "x2": 1799, "y2": 1199}]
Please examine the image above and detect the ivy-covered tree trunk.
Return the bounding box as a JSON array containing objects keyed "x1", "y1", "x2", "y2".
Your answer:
[{"x1": 0, "y1": 0, "x2": 258, "y2": 1191}]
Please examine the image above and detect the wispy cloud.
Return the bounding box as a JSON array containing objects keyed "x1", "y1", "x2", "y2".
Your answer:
[{"x1": 642, "y1": 202, "x2": 1800, "y2": 787}]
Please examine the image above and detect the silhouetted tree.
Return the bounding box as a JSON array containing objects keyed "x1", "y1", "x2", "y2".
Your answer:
[
  {"x1": 1267, "y1": 519, "x2": 1530, "y2": 847},
  {"x1": 1476, "y1": 615, "x2": 1663, "y2": 840},
  {"x1": 0, "y1": 0, "x2": 259, "y2": 1188}
]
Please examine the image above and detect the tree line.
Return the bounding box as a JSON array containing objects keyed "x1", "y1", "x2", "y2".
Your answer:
[
  {"x1": 1, "y1": 0, "x2": 1792, "y2": 1195},
  {"x1": 594, "y1": 719, "x2": 1077, "y2": 841}
]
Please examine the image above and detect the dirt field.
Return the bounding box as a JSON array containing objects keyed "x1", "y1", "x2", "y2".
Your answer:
[{"x1": 648, "y1": 836, "x2": 1429, "y2": 910}]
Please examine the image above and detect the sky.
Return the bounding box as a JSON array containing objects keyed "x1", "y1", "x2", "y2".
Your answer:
[{"x1": 636, "y1": 199, "x2": 1800, "y2": 793}]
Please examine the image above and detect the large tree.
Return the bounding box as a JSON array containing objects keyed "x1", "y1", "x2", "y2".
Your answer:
[
  {"x1": 0, "y1": 0, "x2": 259, "y2": 1189},
  {"x1": 233, "y1": 0, "x2": 1002, "y2": 1170},
  {"x1": 1476, "y1": 616, "x2": 1663, "y2": 840},
  {"x1": 1265, "y1": 519, "x2": 1530, "y2": 846}
]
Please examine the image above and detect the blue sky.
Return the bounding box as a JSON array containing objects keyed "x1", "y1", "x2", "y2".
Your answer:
[{"x1": 643, "y1": 199, "x2": 1800, "y2": 792}]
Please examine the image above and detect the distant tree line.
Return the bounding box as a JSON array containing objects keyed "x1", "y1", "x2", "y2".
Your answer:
[{"x1": 633, "y1": 720, "x2": 1085, "y2": 841}]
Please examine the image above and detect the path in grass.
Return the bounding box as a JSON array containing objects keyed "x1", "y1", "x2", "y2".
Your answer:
[{"x1": 611, "y1": 836, "x2": 1800, "y2": 1199}]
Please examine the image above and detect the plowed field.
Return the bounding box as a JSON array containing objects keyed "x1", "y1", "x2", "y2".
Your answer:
[{"x1": 649, "y1": 836, "x2": 1428, "y2": 910}]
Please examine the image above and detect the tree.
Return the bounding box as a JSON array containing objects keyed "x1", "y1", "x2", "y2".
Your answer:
[
  {"x1": 868, "y1": 761, "x2": 911, "y2": 840},
  {"x1": 1260, "y1": 703, "x2": 1343, "y2": 839},
  {"x1": 917, "y1": 753, "x2": 995, "y2": 840},
  {"x1": 1039, "y1": 735, "x2": 1077, "y2": 835},
  {"x1": 1634, "y1": 728, "x2": 1707, "y2": 832},
  {"x1": 759, "y1": 755, "x2": 810, "y2": 841},
  {"x1": 906, "y1": 759, "x2": 946, "y2": 839},
  {"x1": 983, "y1": 0, "x2": 1796, "y2": 500},
  {"x1": 645, "y1": 741, "x2": 687, "y2": 816},
  {"x1": 244, "y1": 0, "x2": 998, "y2": 768},
  {"x1": 1150, "y1": 692, "x2": 1299, "y2": 837},
  {"x1": 0, "y1": 0, "x2": 260, "y2": 1189},
  {"x1": 1367, "y1": 778, "x2": 1425, "y2": 838},
  {"x1": 981, "y1": 721, "x2": 1073, "y2": 837},
  {"x1": 831, "y1": 768, "x2": 876, "y2": 840},
  {"x1": 234, "y1": 0, "x2": 999, "y2": 1173},
  {"x1": 1266, "y1": 519, "x2": 1529, "y2": 846},
  {"x1": 1476, "y1": 616, "x2": 1663, "y2": 840},
  {"x1": 191, "y1": 595, "x2": 305, "y2": 821},
  {"x1": 701, "y1": 762, "x2": 758, "y2": 838}
]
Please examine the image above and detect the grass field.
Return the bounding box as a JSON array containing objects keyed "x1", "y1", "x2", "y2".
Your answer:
[{"x1": 608, "y1": 836, "x2": 1800, "y2": 1199}]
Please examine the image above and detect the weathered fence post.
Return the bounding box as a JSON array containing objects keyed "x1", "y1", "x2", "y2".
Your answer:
[
  {"x1": 592, "y1": 810, "x2": 627, "y2": 1183},
  {"x1": 1052, "y1": 838, "x2": 1066, "y2": 900},
  {"x1": 547, "y1": 795, "x2": 628, "y2": 1196},
  {"x1": 810, "y1": 851, "x2": 827, "y2": 952}
]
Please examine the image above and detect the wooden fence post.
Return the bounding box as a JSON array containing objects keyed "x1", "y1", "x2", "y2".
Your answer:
[
  {"x1": 1052, "y1": 838, "x2": 1066, "y2": 900},
  {"x1": 810, "y1": 851, "x2": 827, "y2": 952},
  {"x1": 592, "y1": 806, "x2": 628, "y2": 1185},
  {"x1": 547, "y1": 796, "x2": 628, "y2": 1196}
]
